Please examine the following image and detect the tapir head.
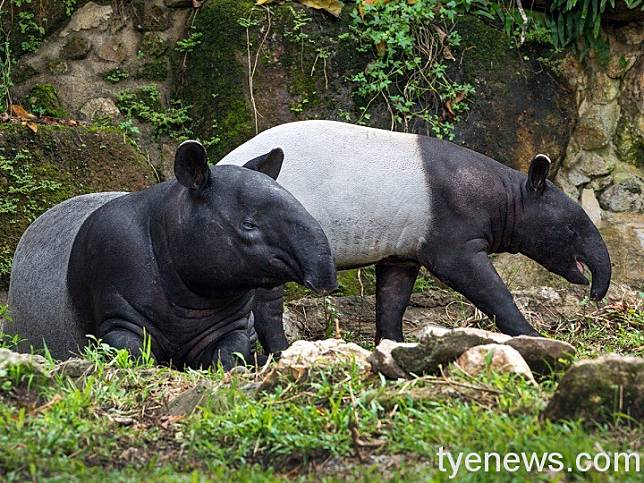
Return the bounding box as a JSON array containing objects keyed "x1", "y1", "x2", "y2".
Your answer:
[
  {"x1": 169, "y1": 140, "x2": 337, "y2": 294},
  {"x1": 515, "y1": 155, "x2": 611, "y2": 300}
]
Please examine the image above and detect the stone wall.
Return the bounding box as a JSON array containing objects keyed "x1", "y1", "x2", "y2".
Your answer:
[{"x1": 555, "y1": 21, "x2": 643, "y2": 218}]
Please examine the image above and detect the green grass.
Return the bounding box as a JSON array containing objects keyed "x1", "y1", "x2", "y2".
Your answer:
[{"x1": 0, "y1": 327, "x2": 641, "y2": 482}]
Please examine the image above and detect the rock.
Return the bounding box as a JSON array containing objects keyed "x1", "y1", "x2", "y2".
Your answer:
[
  {"x1": 61, "y1": 35, "x2": 92, "y2": 60},
  {"x1": 163, "y1": 381, "x2": 217, "y2": 417},
  {"x1": 61, "y1": 2, "x2": 113, "y2": 36},
  {"x1": 580, "y1": 188, "x2": 602, "y2": 226},
  {"x1": 454, "y1": 344, "x2": 536, "y2": 383},
  {"x1": 140, "y1": 31, "x2": 169, "y2": 58},
  {"x1": 504, "y1": 336, "x2": 576, "y2": 375},
  {"x1": 589, "y1": 72, "x2": 620, "y2": 104},
  {"x1": 543, "y1": 355, "x2": 643, "y2": 423},
  {"x1": 0, "y1": 348, "x2": 47, "y2": 376},
  {"x1": 96, "y1": 38, "x2": 129, "y2": 63},
  {"x1": 392, "y1": 328, "x2": 511, "y2": 375},
  {"x1": 134, "y1": 2, "x2": 171, "y2": 32},
  {"x1": 599, "y1": 178, "x2": 644, "y2": 212},
  {"x1": 368, "y1": 339, "x2": 413, "y2": 379},
  {"x1": 26, "y1": 83, "x2": 67, "y2": 118},
  {"x1": 574, "y1": 100, "x2": 620, "y2": 150},
  {"x1": 419, "y1": 326, "x2": 511, "y2": 345},
  {"x1": 278, "y1": 339, "x2": 371, "y2": 371},
  {"x1": 164, "y1": 0, "x2": 194, "y2": 7},
  {"x1": 616, "y1": 22, "x2": 644, "y2": 46},
  {"x1": 53, "y1": 358, "x2": 95, "y2": 378},
  {"x1": 47, "y1": 60, "x2": 69, "y2": 75},
  {"x1": 567, "y1": 168, "x2": 591, "y2": 187},
  {"x1": 80, "y1": 97, "x2": 120, "y2": 120},
  {"x1": 282, "y1": 306, "x2": 305, "y2": 343},
  {"x1": 606, "y1": 36, "x2": 638, "y2": 79},
  {"x1": 570, "y1": 151, "x2": 616, "y2": 178}
]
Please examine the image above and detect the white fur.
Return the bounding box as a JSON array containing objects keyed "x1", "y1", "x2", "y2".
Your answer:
[{"x1": 220, "y1": 120, "x2": 431, "y2": 268}]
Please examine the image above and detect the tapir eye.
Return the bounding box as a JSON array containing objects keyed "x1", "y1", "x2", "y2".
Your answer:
[{"x1": 241, "y1": 218, "x2": 257, "y2": 231}]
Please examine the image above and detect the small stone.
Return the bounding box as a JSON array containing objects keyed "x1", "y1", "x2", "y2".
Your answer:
[
  {"x1": 567, "y1": 168, "x2": 591, "y2": 187},
  {"x1": 580, "y1": 188, "x2": 602, "y2": 226},
  {"x1": 454, "y1": 344, "x2": 535, "y2": 383},
  {"x1": 420, "y1": 326, "x2": 511, "y2": 345},
  {"x1": 80, "y1": 97, "x2": 120, "y2": 120},
  {"x1": 61, "y1": 35, "x2": 92, "y2": 60},
  {"x1": 599, "y1": 178, "x2": 644, "y2": 212},
  {"x1": 368, "y1": 339, "x2": 413, "y2": 379},
  {"x1": 278, "y1": 339, "x2": 371, "y2": 371},
  {"x1": 53, "y1": 358, "x2": 95, "y2": 378},
  {"x1": 164, "y1": 0, "x2": 194, "y2": 7},
  {"x1": 575, "y1": 101, "x2": 620, "y2": 150},
  {"x1": 505, "y1": 336, "x2": 576, "y2": 375},
  {"x1": 0, "y1": 348, "x2": 48, "y2": 378},
  {"x1": 163, "y1": 381, "x2": 217, "y2": 417},
  {"x1": 543, "y1": 355, "x2": 643, "y2": 424},
  {"x1": 61, "y1": 2, "x2": 113, "y2": 36}
]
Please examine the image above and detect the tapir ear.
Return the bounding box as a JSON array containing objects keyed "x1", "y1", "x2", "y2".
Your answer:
[
  {"x1": 243, "y1": 148, "x2": 284, "y2": 180},
  {"x1": 527, "y1": 154, "x2": 551, "y2": 194},
  {"x1": 174, "y1": 140, "x2": 210, "y2": 192}
]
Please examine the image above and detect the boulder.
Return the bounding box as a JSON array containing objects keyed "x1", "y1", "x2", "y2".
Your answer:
[
  {"x1": 504, "y1": 336, "x2": 576, "y2": 375},
  {"x1": 543, "y1": 355, "x2": 643, "y2": 424},
  {"x1": 61, "y1": 2, "x2": 113, "y2": 36},
  {"x1": 574, "y1": 100, "x2": 620, "y2": 150},
  {"x1": 454, "y1": 344, "x2": 536, "y2": 383},
  {"x1": 80, "y1": 97, "x2": 120, "y2": 120},
  {"x1": 368, "y1": 339, "x2": 413, "y2": 379},
  {"x1": 599, "y1": 178, "x2": 644, "y2": 212}
]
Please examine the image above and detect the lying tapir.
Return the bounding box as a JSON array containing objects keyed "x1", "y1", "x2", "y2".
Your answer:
[
  {"x1": 4, "y1": 141, "x2": 337, "y2": 369},
  {"x1": 220, "y1": 120, "x2": 612, "y2": 353}
]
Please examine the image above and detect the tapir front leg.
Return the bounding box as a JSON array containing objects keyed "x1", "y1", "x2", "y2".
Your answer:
[
  {"x1": 99, "y1": 320, "x2": 157, "y2": 362},
  {"x1": 421, "y1": 246, "x2": 541, "y2": 337},
  {"x1": 375, "y1": 260, "x2": 420, "y2": 343},
  {"x1": 253, "y1": 286, "x2": 289, "y2": 355}
]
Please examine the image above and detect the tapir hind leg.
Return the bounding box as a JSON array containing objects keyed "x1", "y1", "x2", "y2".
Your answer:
[
  {"x1": 375, "y1": 260, "x2": 420, "y2": 343},
  {"x1": 419, "y1": 246, "x2": 541, "y2": 337},
  {"x1": 253, "y1": 286, "x2": 288, "y2": 355}
]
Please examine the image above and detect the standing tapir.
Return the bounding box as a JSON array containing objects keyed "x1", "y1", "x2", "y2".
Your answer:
[
  {"x1": 220, "y1": 120, "x2": 612, "y2": 353},
  {"x1": 4, "y1": 141, "x2": 337, "y2": 369}
]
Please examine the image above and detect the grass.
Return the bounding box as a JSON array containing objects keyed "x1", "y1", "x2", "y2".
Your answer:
[{"x1": 0, "y1": 295, "x2": 642, "y2": 482}]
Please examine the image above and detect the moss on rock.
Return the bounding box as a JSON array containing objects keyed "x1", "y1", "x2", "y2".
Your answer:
[
  {"x1": 0, "y1": 123, "x2": 154, "y2": 287},
  {"x1": 25, "y1": 83, "x2": 68, "y2": 118}
]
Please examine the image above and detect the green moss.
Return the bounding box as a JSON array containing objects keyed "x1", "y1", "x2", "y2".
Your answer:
[
  {"x1": 25, "y1": 83, "x2": 68, "y2": 118},
  {"x1": 136, "y1": 57, "x2": 169, "y2": 81},
  {"x1": 0, "y1": 123, "x2": 154, "y2": 287},
  {"x1": 615, "y1": 116, "x2": 644, "y2": 168}
]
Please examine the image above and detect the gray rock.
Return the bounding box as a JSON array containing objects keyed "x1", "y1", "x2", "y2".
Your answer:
[
  {"x1": 96, "y1": 38, "x2": 129, "y2": 63},
  {"x1": 580, "y1": 188, "x2": 602, "y2": 226},
  {"x1": 574, "y1": 101, "x2": 620, "y2": 150},
  {"x1": 599, "y1": 178, "x2": 644, "y2": 212},
  {"x1": 47, "y1": 60, "x2": 69, "y2": 75},
  {"x1": 543, "y1": 355, "x2": 643, "y2": 423},
  {"x1": 505, "y1": 336, "x2": 576, "y2": 375},
  {"x1": 53, "y1": 358, "x2": 95, "y2": 378},
  {"x1": 570, "y1": 151, "x2": 616, "y2": 177},
  {"x1": 61, "y1": 2, "x2": 113, "y2": 36},
  {"x1": 140, "y1": 31, "x2": 169, "y2": 58},
  {"x1": 163, "y1": 381, "x2": 217, "y2": 417},
  {"x1": 454, "y1": 344, "x2": 536, "y2": 383},
  {"x1": 134, "y1": 3, "x2": 171, "y2": 32},
  {"x1": 80, "y1": 97, "x2": 120, "y2": 120},
  {"x1": 61, "y1": 35, "x2": 92, "y2": 60},
  {"x1": 393, "y1": 328, "x2": 510, "y2": 375},
  {"x1": 0, "y1": 348, "x2": 47, "y2": 376},
  {"x1": 368, "y1": 339, "x2": 413, "y2": 379}
]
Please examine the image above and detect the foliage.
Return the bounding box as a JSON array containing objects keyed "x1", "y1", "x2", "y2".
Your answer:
[
  {"x1": 116, "y1": 85, "x2": 192, "y2": 140},
  {"x1": 546, "y1": 0, "x2": 643, "y2": 53},
  {"x1": 103, "y1": 68, "x2": 129, "y2": 84},
  {"x1": 176, "y1": 29, "x2": 204, "y2": 54}
]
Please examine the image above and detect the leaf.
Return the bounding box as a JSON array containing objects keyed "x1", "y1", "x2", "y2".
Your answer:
[
  {"x1": 26, "y1": 122, "x2": 38, "y2": 133},
  {"x1": 257, "y1": 0, "x2": 344, "y2": 17},
  {"x1": 444, "y1": 91, "x2": 466, "y2": 119},
  {"x1": 9, "y1": 104, "x2": 35, "y2": 120}
]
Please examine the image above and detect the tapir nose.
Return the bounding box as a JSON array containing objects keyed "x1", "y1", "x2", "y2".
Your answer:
[{"x1": 584, "y1": 229, "x2": 612, "y2": 300}]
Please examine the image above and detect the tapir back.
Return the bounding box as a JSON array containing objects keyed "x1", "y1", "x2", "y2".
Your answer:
[
  {"x1": 5, "y1": 192, "x2": 126, "y2": 359},
  {"x1": 220, "y1": 120, "x2": 432, "y2": 268}
]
